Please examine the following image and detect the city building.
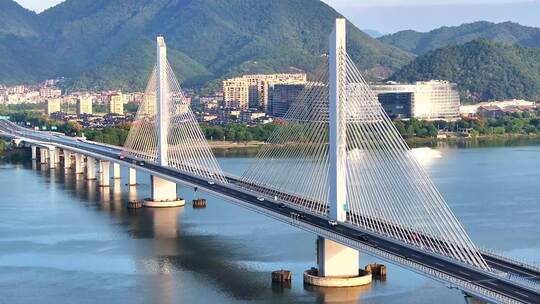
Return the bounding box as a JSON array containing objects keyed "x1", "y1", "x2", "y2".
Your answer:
[
  {"x1": 460, "y1": 99, "x2": 536, "y2": 116},
  {"x1": 40, "y1": 87, "x2": 62, "y2": 98},
  {"x1": 240, "y1": 109, "x2": 266, "y2": 123},
  {"x1": 223, "y1": 73, "x2": 307, "y2": 111},
  {"x1": 76, "y1": 97, "x2": 93, "y2": 116},
  {"x1": 108, "y1": 93, "x2": 125, "y2": 114},
  {"x1": 142, "y1": 93, "x2": 157, "y2": 115},
  {"x1": 270, "y1": 84, "x2": 305, "y2": 117},
  {"x1": 46, "y1": 98, "x2": 62, "y2": 115},
  {"x1": 223, "y1": 78, "x2": 249, "y2": 109},
  {"x1": 371, "y1": 80, "x2": 460, "y2": 121}
]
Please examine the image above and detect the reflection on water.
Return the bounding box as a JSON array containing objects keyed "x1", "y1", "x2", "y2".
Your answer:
[
  {"x1": 305, "y1": 283, "x2": 373, "y2": 303},
  {"x1": 2, "y1": 143, "x2": 540, "y2": 303}
]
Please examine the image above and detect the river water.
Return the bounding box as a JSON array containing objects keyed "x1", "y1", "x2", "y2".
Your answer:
[{"x1": 0, "y1": 142, "x2": 539, "y2": 304}]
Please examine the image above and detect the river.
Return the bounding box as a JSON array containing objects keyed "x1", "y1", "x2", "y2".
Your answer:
[{"x1": 0, "y1": 142, "x2": 539, "y2": 304}]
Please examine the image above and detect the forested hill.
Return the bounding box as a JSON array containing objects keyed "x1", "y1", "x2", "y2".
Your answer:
[
  {"x1": 379, "y1": 21, "x2": 540, "y2": 55},
  {"x1": 389, "y1": 39, "x2": 540, "y2": 102},
  {"x1": 0, "y1": 0, "x2": 413, "y2": 91}
]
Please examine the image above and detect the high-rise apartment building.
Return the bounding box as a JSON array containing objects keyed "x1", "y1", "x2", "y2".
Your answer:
[
  {"x1": 76, "y1": 97, "x2": 93, "y2": 115},
  {"x1": 223, "y1": 73, "x2": 307, "y2": 111},
  {"x1": 370, "y1": 80, "x2": 460, "y2": 121},
  {"x1": 45, "y1": 98, "x2": 61, "y2": 115},
  {"x1": 108, "y1": 93, "x2": 125, "y2": 114},
  {"x1": 270, "y1": 84, "x2": 306, "y2": 117}
]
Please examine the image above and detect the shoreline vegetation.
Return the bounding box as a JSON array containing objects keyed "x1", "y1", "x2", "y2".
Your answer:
[
  {"x1": 208, "y1": 133, "x2": 540, "y2": 150},
  {"x1": 2, "y1": 106, "x2": 540, "y2": 152}
]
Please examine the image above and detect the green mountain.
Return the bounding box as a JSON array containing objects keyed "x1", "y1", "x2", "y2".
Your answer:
[
  {"x1": 0, "y1": 0, "x2": 413, "y2": 91},
  {"x1": 379, "y1": 21, "x2": 540, "y2": 55},
  {"x1": 389, "y1": 39, "x2": 540, "y2": 102},
  {"x1": 0, "y1": 0, "x2": 37, "y2": 37}
]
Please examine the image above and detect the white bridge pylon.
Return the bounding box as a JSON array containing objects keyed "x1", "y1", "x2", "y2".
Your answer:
[
  {"x1": 241, "y1": 19, "x2": 490, "y2": 271},
  {"x1": 122, "y1": 37, "x2": 227, "y2": 184}
]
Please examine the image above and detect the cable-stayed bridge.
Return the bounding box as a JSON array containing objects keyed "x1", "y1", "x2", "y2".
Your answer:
[{"x1": 1, "y1": 19, "x2": 540, "y2": 304}]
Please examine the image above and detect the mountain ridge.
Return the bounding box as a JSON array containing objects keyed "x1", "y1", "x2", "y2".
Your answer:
[
  {"x1": 0, "y1": 0, "x2": 413, "y2": 91},
  {"x1": 389, "y1": 39, "x2": 540, "y2": 102},
  {"x1": 379, "y1": 21, "x2": 540, "y2": 55}
]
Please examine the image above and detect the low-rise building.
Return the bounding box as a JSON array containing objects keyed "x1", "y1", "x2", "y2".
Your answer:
[
  {"x1": 460, "y1": 100, "x2": 536, "y2": 116},
  {"x1": 477, "y1": 105, "x2": 504, "y2": 118},
  {"x1": 371, "y1": 80, "x2": 460, "y2": 121}
]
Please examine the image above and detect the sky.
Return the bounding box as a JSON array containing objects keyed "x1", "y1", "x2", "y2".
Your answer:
[{"x1": 14, "y1": 0, "x2": 540, "y2": 34}]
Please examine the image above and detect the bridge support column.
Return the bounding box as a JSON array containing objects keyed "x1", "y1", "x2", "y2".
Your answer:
[
  {"x1": 128, "y1": 168, "x2": 137, "y2": 186},
  {"x1": 75, "y1": 154, "x2": 84, "y2": 174},
  {"x1": 143, "y1": 176, "x2": 185, "y2": 208},
  {"x1": 112, "y1": 163, "x2": 121, "y2": 179},
  {"x1": 54, "y1": 148, "x2": 61, "y2": 164},
  {"x1": 304, "y1": 237, "x2": 370, "y2": 287},
  {"x1": 39, "y1": 148, "x2": 48, "y2": 164},
  {"x1": 64, "y1": 151, "x2": 72, "y2": 169},
  {"x1": 99, "y1": 160, "x2": 110, "y2": 187},
  {"x1": 31, "y1": 146, "x2": 37, "y2": 160},
  {"x1": 86, "y1": 157, "x2": 97, "y2": 180},
  {"x1": 48, "y1": 148, "x2": 57, "y2": 169},
  {"x1": 317, "y1": 237, "x2": 359, "y2": 277}
]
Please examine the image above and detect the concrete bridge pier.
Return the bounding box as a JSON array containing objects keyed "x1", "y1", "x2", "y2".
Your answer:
[
  {"x1": 64, "y1": 151, "x2": 72, "y2": 169},
  {"x1": 75, "y1": 154, "x2": 84, "y2": 174},
  {"x1": 128, "y1": 168, "x2": 137, "y2": 186},
  {"x1": 99, "y1": 160, "x2": 110, "y2": 187},
  {"x1": 143, "y1": 176, "x2": 185, "y2": 208},
  {"x1": 86, "y1": 157, "x2": 97, "y2": 180},
  {"x1": 112, "y1": 163, "x2": 121, "y2": 179},
  {"x1": 303, "y1": 237, "x2": 371, "y2": 287},
  {"x1": 31, "y1": 145, "x2": 37, "y2": 160},
  {"x1": 54, "y1": 148, "x2": 61, "y2": 165},
  {"x1": 39, "y1": 148, "x2": 48, "y2": 164},
  {"x1": 48, "y1": 148, "x2": 57, "y2": 169}
]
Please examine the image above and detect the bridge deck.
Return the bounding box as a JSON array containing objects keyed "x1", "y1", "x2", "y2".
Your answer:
[{"x1": 1, "y1": 121, "x2": 540, "y2": 304}]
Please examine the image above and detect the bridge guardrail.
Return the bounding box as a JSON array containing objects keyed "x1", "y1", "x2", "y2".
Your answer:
[
  {"x1": 291, "y1": 221, "x2": 522, "y2": 304},
  {"x1": 481, "y1": 247, "x2": 540, "y2": 273}
]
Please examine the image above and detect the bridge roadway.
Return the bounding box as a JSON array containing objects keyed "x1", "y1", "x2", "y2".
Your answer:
[{"x1": 1, "y1": 122, "x2": 540, "y2": 303}]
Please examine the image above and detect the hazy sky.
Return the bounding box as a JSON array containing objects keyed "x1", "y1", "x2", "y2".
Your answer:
[{"x1": 15, "y1": 0, "x2": 540, "y2": 33}]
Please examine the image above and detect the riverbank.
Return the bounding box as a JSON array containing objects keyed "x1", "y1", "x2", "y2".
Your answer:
[
  {"x1": 0, "y1": 146, "x2": 29, "y2": 161},
  {"x1": 206, "y1": 134, "x2": 540, "y2": 153},
  {"x1": 208, "y1": 140, "x2": 265, "y2": 149},
  {"x1": 405, "y1": 133, "x2": 540, "y2": 148}
]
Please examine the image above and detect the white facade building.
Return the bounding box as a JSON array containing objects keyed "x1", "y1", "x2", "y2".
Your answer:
[{"x1": 371, "y1": 80, "x2": 460, "y2": 121}]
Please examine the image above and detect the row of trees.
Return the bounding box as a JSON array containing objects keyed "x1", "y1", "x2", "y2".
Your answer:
[
  {"x1": 200, "y1": 123, "x2": 277, "y2": 142},
  {"x1": 82, "y1": 125, "x2": 130, "y2": 146},
  {"x1": 3, "y1": 107, "x2": 540, "y2": 148}
]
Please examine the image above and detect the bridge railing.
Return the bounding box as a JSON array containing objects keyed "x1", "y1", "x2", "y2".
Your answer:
[
  {"x1": 481, "y1": 247, "x2": 540, "y2": 273},
  {"x1": 288, "y1": 218, "x2": 521, "y2": 304}
]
